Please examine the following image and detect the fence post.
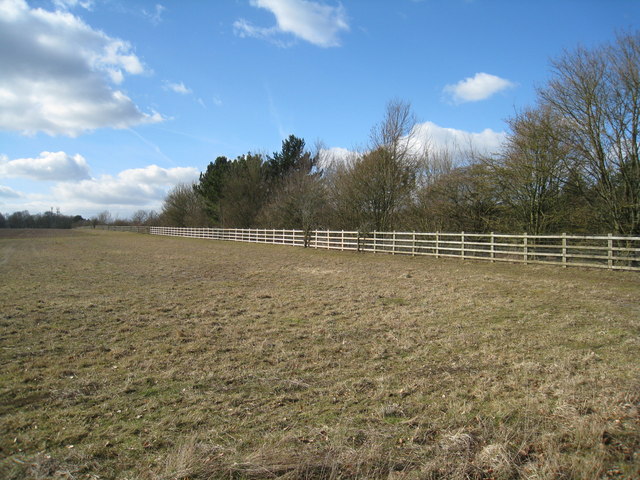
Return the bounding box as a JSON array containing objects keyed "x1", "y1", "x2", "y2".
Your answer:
[
  {"x1": 523, "y1": 232, "x2": 528, "y2": 265},
  {"x1": 314, "y1": 230, "x2": 318, "y2": 249},
  {"x1": 392, "y1": 231, "x2": 396, "y2": 255},
  {"x1": 461, "y1": 231, "x2": 465, "y2": 259},
  {"x1": 562, "y1": 233, "x2": 567, "y2": 268},
  {"x1": 341, "y1": 230, "x2": 344, "y2": 251},
  {"x1": 490, "y1": 232, "x2": 495, "y2": 262},
  {"x1": 326, "y1": 229, "x2": 330, "y2": 249},
  {"x1": 435, "y1": 232, "x2": 440, "y2": 258},
  {"x1": 608, "y1": 233, "x2": 613, "y2": 269},
  {"x1": 412, "y1": 231, "x2": 416, "y2": 256}
]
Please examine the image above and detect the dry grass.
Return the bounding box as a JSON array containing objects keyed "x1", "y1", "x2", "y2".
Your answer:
[{"x1": 1, "y1": 229, "x2": 639, "y2": 479}]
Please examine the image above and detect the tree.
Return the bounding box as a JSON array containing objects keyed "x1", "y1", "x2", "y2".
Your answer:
[
  {"x1": 219, "y1": 153, "x2": 267, "y2": 228},
  {"x1": 327, "y1": 100, "x2": 421, "y2": 231},
  {"x1": 259, "y1": 137, "x2": 327, "y2": 237},
  {"x1": 90, "y1": 211, "x2": 113, "y2": 228},
  {"x1": 330, "y1": 147, "x2": 416, "y2": 231},
  {"x1": 259, "y1": 166, "x2": 327, "y2": 233},
  {"x1": 7, "y1": 210, "x2": 34, "y2": 228},
  {"x1": 266, "y1": 135, "x2": 309, "y2": 181},
  {"x1": 485, "y1": 106, "x2": 569, "y2": 234},
  {"x1": 130, "y1": 209, "x2": 158, "y2": 225},
  {"x1": 540, "y1": 31, "x2": 640, "y2": 234},
  {"x1": 415, "y1": 143, "x2": 457, "y2": 189},
  {"x1": 160, "y1": 183, "x2": 209, "y2": 227},
  {"x1": 370, "y1": 98, "x2": 420, "y2": 162},
  {"x1": 0, "y1": 212, "x2": 6, "y2": 228},
  {"x1": 409, "y1": 164, "x2": 500, "y2": 232},
  {"x1": 193, "y1": 156, "x2": 230, "y2": 224}
]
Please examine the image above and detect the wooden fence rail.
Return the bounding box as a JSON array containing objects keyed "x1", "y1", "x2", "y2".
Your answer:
[{"x1": 96, "y1": 226, "x2": 640, "y2": 272}]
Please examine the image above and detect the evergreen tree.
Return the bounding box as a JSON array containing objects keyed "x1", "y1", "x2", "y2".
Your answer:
[
  {"x1": 266, "y1": 135, "x2": 312, "y2": 181},
  {"x1": 193, "y1": 156, "x2": 230, "y2": 224}
]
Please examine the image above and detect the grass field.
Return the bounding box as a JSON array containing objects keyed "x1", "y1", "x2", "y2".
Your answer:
[{"x1": 1, "y1": 229, "x2": 639, "y2": 479}]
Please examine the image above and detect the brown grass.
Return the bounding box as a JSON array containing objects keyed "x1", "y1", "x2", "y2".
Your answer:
[{"x1": 1, "y1": 229, "x2": 639, "y2": 479}]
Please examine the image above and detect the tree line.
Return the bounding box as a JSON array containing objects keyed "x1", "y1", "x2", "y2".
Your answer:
[
  {"x1": 160, "y1": 32, "x2": 639, "y2": 236},
  {"x1": 0, "y1": 210, "x2": 82, "y2": 229},
  {"x1": 0, "y1": 209, "x2": 160, "y2": 229}
]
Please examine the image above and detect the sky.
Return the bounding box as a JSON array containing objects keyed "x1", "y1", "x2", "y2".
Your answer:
[{"x1": 1, "y1": 0, "x2": 639, "y2": 219}]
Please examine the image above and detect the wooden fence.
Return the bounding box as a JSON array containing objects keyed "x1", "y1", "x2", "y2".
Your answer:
[{"x1": 96, "y1": 225, "x2": 640, "y2": 272}]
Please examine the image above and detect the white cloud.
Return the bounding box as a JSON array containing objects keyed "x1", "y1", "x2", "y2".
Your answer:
[
  {"x1": 0, "y1": 185, "x2": 23, "y2": 198},
  {"x1": 321, "y1": 121, "x2": 506, "y2": 168},
  {"x1": 411, "y1": 121, "x2": 506, "y2": 156},
  {"x1": 444, "y1": 72, "x2": 515, "y2": 104},
  {"x1": 164, "y1": 81, "x2": 192, "y2": 95},
  {"x1": 234, "y1": 18, "x2": 287, "y2": 46},
  {"x1": 0, "y1": 151, "x2": 91, "y2": 181},
  {"x1": 235, "y1": 0, "x2": 349, "y2": 47},
  {"x1": 0, "y1": 0, "x2": 162, "y2": 136},
  {"x1": 52, "y1": 0, "x2": 94, "y2": 10},
  {"x1": 318, "y1": 146, "x2": 354, "y2": 168},
  {"x1": 0, "y1": 163, "x2": 199, "y2": 217},
  {"x1": 52, "y1": 164, "x2": 199, "y2": 207},
  {"x1": 143, "y1": 4, "x2": 165, "y2": 25}
]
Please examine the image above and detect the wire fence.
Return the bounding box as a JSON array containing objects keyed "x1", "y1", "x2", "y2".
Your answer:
[{"x1": 94, "y1": 226, "x2": 640, "y2": 272}]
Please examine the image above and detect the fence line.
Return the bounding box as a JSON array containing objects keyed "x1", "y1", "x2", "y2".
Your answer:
[{"x1": 95, "y1": 226, "x2": 640, "y2": 272}]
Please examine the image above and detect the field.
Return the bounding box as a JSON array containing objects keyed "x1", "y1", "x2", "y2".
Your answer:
[{"x1": 1, "y1": 229, "x2": 639, "y2": 479}]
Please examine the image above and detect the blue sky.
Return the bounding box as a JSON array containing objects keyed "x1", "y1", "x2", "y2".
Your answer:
[{"x1": 1, "y1": 0, "x2": 639, "y2": 219}]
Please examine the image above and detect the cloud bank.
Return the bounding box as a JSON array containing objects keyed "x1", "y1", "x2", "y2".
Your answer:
[
  {"x1": 444, "y1": 72, "x2": 515, "y2": 104},
  {"x1": 52, "y1": 164, "x2": 200, "y2": 207},
  {"x1": 320, "y1": 121, "x2": 506, "y2": 168},
  {"x1": 235, "y1": 0, "x2": 349, "y2": 47},
  {"x1": 0, "y1": 0, "x2": 162, "y2": 136},
  {"x1": 0, "y1": 148, "x2": 199, "y2": 216},
  {"x1": 411, "y1": 121, "x2": 506, "y2": 155},
  {"x1": 0, "y1": 151, "x2": 91, "y2": 181}
]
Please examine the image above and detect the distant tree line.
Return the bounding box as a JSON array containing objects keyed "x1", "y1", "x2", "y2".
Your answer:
[
  {"x1": 0, "y1": 209, "x2": 162, "y2": 230},
  {"x1": 159, "y1": 33, "x2": 639, "y2": 236},
  {"x1": 0, "y1": 210, "x2": 83, "y2": 229}
]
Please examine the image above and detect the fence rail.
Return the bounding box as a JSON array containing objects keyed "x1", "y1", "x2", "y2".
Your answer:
[{"x1": 96, "y1": 226, "x2": 640, "y2": 272}]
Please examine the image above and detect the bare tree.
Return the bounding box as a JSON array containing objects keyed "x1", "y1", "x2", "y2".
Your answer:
[
  {"x1": 130, "y1": 209, "x2": 159, "y2": 225},
  {"x1": 540, "y1": 31, "x2": 640, "y2": 234},
  {"x1": 91, "y1": 210, "x2": 112, "y2": 228},
  {"x1": 485, "y1": 106, "x2": 569, "y2": 234},
  {"x1": 414, "y1": 138, "x2": 465, "y2": 192},
  {"x1": 327, "y1": 100, "x2": 421, "y2": 231},
  {"x1": 370, "y1": 98, "x2": 419, "y2": 161},
  {"x1": 408, "y1": 157, "x2": 500, "y2": 233},
  {"x1": 160, "y1": 183, "x2": 209, "y2": 227}
]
